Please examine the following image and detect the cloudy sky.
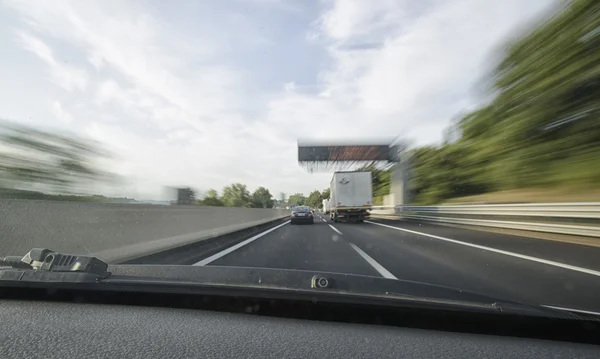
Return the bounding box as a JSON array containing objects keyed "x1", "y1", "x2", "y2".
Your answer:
[{"x1": 0, "y1": 0, "x2": 555, "y2": 200}]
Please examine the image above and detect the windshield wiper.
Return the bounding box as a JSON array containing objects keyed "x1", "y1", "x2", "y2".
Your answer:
[
  {"x1": 0, "y1": 248, "x2": 110, "y2": 283},
  {"x1": 1, "y1": 248, "x2": 596, "y2": 320}
]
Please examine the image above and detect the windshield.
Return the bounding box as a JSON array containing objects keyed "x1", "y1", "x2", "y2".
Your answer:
[{"x1": 1, "y1": 0, "x2": 599, "y2": 315}]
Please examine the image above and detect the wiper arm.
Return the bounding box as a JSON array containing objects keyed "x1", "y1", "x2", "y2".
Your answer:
[
  {"x1": 0, "y1": 251, "x2": 592, "y2": 320},
  {"x1": 0, "y1": 248, "x2": 110, "y2": 283}
]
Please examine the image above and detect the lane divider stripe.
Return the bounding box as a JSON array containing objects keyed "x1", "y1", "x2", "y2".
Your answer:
[
  {"x1": 328, "y1": 224, "x2": 343, "y2": 235},
  {"x1": 365, "y1": 220, "x2": 600, "y2": 278},
  {"x1": 349, "y1": 243, "x2": 398, "y2": 280},
  {"x1": 193, "y1": 220, "x2": 290, "y2": 266}
]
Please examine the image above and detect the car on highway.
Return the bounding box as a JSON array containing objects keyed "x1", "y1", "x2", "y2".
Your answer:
[{"x1": 290, "y1": 206, "x2": 314, "y2": 224}]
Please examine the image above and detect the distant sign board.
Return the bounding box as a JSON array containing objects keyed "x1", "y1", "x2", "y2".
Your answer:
[{"x1": 298, "y1": 145, "x2": 391, "y2": 162}]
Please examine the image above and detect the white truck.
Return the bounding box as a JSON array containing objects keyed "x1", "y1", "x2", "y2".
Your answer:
[
  {"x1": 322, "y1": 199, "x2": 330, "y2": 214},
  {"x1": 329, "y1": 171, "x2": 372, "y2": 223}
]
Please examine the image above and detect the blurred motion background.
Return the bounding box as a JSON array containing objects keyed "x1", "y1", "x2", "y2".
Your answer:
[
  {"x1": 0, "y1": 120, "x2": 125, "y2": 202},
  {"x1": 406, "y1": 0, "x2": 600, "y2": 205},
  {"x1": 0, "y1": 0, "x2": 598, "y2": 207}
]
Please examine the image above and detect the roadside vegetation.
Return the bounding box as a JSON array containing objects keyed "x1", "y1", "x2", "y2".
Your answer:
[
  {"x1": 375, "y1": 0, "x2": 600, "y2": 205},
  {"x1": 196, "y1": 185, "x2": 277, "y2": 209},
  {"x1": 0, "y1": 120, "x2": 124, "y2": 202}
]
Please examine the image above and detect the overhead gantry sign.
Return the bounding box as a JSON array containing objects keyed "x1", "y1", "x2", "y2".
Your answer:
[{"x1": 297, "y1": 139, "x2": 400, "y2": 172}]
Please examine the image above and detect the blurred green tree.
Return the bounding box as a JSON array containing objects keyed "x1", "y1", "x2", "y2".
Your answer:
[
  {"x1": 288, "y1": 193, "x2": 306, "y2": 206},
  {"x1": 251, "y1": 187, "x2": 274, "y2": 208},
  {"x1": 0, "y1": 120, "x2": 118, "y2": 196},
  {"x1": 221, "y1": 183, "x2": 252, "y2": 207},
  {"x1": 306, "y1": 190, "x2": 322, "y2": 209},
  {"x1": 201, "y1": 189, "x2": 224, "y2": 206},
  {"x1": 405, "y1": 0, "x2": 600, "y2": 204}
]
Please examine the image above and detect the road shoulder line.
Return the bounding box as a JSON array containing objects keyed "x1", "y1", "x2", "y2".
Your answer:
[
  {"x1": 369, "y1": 215, "x2": 600, "y2": 248},
  {"x1": 365, "y1": 220, "x2": 600, "y2": 278}
]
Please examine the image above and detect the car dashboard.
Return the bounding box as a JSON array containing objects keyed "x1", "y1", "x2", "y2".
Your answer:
[
  {"x1": 1, "y1": 283, "x2": 599, "y2": 359},
  {"x1": 0, "y1": 299, "x2": 598, "y2": 359}
]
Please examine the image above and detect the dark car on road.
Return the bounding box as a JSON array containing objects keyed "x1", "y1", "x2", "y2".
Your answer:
[{"x1": 290, "y1": 206, "x2": 314, "y2": 224}]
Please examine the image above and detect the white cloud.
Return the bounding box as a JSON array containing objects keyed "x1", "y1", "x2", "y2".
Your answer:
[
  {"x1": 1, "y1": 0, "x2": 557, "y2": 199},
  {"x1": 283, "y1": 82, "x2": 296, "y2": 92},
  {"x1": 88, "y1": 51, "x2": 105, "y2": 70},
  {"x1": 95, "y1": 79, "x2": 120, "y2": 106},
  {"x1": 244, "y1": 0, "x2": 304, "y2": 13},
  {"x1": 50, "y1": 101, "x2": 73, "y2": 124},
  {"x1": 16, "y1": 31, "x2": 88, "y2": 91},
  {"x1": 8, "y1": 1, "x2": 247, "y2": 117},
  {"x1": 318, "y1": 0, "x2": 409, "y2": 42},
  {"x1": 277, "y1": 0, "x2": 556, "y2": 144}
]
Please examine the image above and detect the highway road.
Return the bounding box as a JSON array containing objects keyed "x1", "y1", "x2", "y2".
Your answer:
[{"x1": 185, "y1": 212, "x2": 600, "y2": 313}]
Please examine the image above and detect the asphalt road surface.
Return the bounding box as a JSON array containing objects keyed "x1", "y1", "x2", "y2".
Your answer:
[{"x1": 191, "y1": 212, "x2": 600, "y2": 313}]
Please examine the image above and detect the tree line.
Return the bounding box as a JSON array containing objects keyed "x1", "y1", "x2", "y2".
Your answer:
[
  {"x1": 287, "y1": 188, "x2": 330, "y2": 209},
  {"x1": 371, "y1": 0, "x2": 600, "y2": 205},
  {"x1": 192, "y1": 184, "x2": 276, "y2": 208},
  {"x1": 194, "y1": 186, "x2": 333, "y2": 210}
]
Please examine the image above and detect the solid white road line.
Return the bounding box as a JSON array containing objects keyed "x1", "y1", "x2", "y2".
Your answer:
[
  {"x1": 365, "y1": 220, "x2": 600, "y2": 278},
  {"x1": 542, "y1": 305, "x2": 600, "y2": 317},
  {"x1": 193, "y1": 220, "x2": 290, "y2": 266},
  {"x1": 328, "y1": 224, "x2": 343, "y2": 235},
  {"x1": 348, "y1": 243, "x2": 398, "y2": 280},
  {"x1": 322, "y1": 218, "x2": 327, "y2": 222}
]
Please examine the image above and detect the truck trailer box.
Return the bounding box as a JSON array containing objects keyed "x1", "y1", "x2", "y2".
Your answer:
[{"x1": 330, "y1": 171, "x2": 373, "y2": 209}]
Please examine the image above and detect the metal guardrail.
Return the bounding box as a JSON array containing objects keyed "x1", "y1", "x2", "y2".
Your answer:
[
  {"x1": 373, "y1": 203, "x2": 600, "y2": 218},
  {"x1": 401, "y1": 215, "x2": 600, "y2": 237},
  {"x1": 370, "y1": 203, "x2": 600, "y2": 238}
]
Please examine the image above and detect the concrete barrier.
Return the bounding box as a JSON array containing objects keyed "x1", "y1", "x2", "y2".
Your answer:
[{"x1": 0, "y1": 200, "x2": 289, "y2": 262}]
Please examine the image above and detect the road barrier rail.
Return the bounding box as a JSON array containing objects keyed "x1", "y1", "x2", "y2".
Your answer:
[{"x1": 370, "y1": 203, "x2": 600, "y2": 237}]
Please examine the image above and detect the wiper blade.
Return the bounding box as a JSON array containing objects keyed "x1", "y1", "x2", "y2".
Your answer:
[
  {"x1": 0, "y1": 251, "x2": 592, "y2": 320},
  {"x1": 0, "y1": 248, "x2": 110, "y2": 283}
]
